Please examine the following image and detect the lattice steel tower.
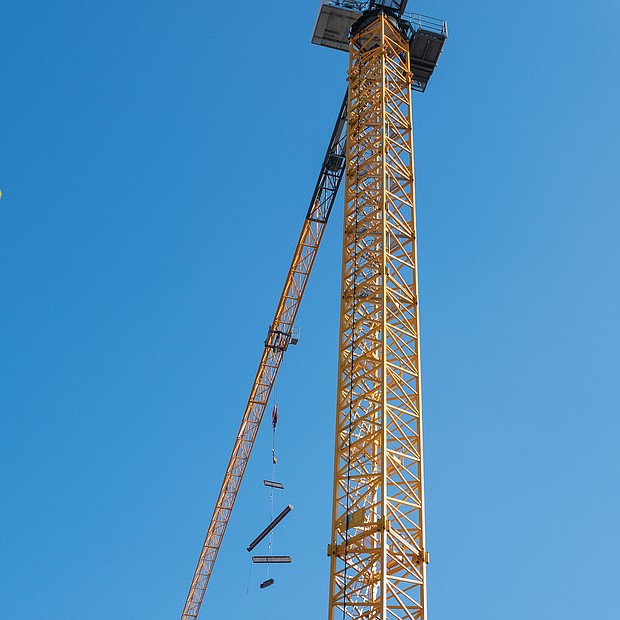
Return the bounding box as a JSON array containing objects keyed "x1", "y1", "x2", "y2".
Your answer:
[
  {"x1": 177, "y1": 2, "x2": 445, "y2": 618},
  {"x1": 313, "y1": 2, "x2": 446, "y2": 618}
]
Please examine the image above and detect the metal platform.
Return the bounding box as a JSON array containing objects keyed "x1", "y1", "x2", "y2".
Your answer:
[
  {"x1": 312, "y1": 1, "x2": 363, "y2": 52},
  {"x1": 312, "y1": 1, "x2": 447, "y2": 91},
  {"x1": 409, "y1": 28, "x2": 447, "y2": 92}
]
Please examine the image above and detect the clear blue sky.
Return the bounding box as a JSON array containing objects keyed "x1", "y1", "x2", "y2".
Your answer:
[{"x1": 1, "y1": 1, "x2": 619, "y2": 618}]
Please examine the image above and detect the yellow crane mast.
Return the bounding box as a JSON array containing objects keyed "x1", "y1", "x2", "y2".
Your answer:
[
  {"x1": 328, "y1": 9, "x2": 427, "y2": 620},
  {"x1": 179, "y1": 2, "x2": 446, "y2": 618}
]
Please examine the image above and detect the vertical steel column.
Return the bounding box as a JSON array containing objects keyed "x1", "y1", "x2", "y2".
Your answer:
[{"x1": 328, "y1": 12, "x2": 427, "y2": 620}]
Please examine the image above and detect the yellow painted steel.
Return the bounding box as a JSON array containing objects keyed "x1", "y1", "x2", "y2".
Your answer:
[
  {"x1": 328, "y1": 13, "x2": 427, "y2": 620},
  {"x1": 180, "y1": 217, "x2": 331, "y2": 619},
  {"x1": 180, "y1": 94, "x2": 348, "y2": 619}
]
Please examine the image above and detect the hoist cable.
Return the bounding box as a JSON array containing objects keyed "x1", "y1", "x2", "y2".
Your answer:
[{"x1": 268, "y1": 403, "x2": 278, "y2": 577}]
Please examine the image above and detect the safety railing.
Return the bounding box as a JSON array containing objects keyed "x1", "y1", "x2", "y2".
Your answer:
[
  {"x1": 323, "y1": 1, "x2": 447, "y2": 38},
  {"x1": 403, "y1": 11, "x2": 448, "y2": 36}
]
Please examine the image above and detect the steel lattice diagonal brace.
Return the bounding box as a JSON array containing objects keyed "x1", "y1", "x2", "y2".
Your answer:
[
  {"x1": 328, "y1": 12, "x2": 428, "y2": 620},
  {"x1": 179, "y1": 91, "x2": 348, "y2": 620}
]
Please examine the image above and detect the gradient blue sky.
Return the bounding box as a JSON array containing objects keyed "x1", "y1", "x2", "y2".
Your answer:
[{"x1": 2, "y1": 1, "x2": 619, "y2": 618}]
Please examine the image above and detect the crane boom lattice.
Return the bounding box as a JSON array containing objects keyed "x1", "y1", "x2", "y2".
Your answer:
[
  {"x1": 328, "y1": 12, "x2": 427, "y2": 619},
  {"x1": 180, "y1": 93, "x2": 349, "y2": 620}
]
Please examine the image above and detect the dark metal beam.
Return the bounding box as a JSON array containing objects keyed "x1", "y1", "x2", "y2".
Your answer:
[
  {"x1": 252, "y1": 556, "x2": 292, "y2": 564},
  {"x1": 246, "y1": 505, "x2": 293, "y2": 552}
]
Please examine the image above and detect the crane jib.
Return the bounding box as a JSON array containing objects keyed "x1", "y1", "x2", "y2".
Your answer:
[{"x1": 180, "y1": 91, "x2": 348, "y2": 620}]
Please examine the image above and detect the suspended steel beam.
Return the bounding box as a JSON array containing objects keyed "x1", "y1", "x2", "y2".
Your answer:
[
  {"x1": 247, "y1": 504, "x2": 294, "y2": 552},
  {"x1": 263, "y1": 480, "x2": 285, "y2": 490},
  {"x1": 252, "y1": 556, "x2": 292, "y2": 564}
]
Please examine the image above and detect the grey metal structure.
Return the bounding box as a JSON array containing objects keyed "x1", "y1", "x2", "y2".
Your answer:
[
  {"x1": 312, "y1": 0, "x2": 448, "y2": 92},
  {"x1": 263, "y1": 479, "x2": 285, "y2": 490},
  {"x1": 312, "y1": 2, "x2": 363, "y2": 51}
]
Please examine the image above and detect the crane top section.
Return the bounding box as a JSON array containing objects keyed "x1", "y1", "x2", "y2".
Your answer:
[
  {"x1": 369, "y1": 0, "x2": 409, "y2": 15},
  {"x1": 311, "y1": 0, "x2": 447, "y2": 92}
]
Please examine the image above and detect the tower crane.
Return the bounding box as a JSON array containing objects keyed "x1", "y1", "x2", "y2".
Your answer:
[{"x1": 179, "y1": 2, "x2": 446, "y2": 618}]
